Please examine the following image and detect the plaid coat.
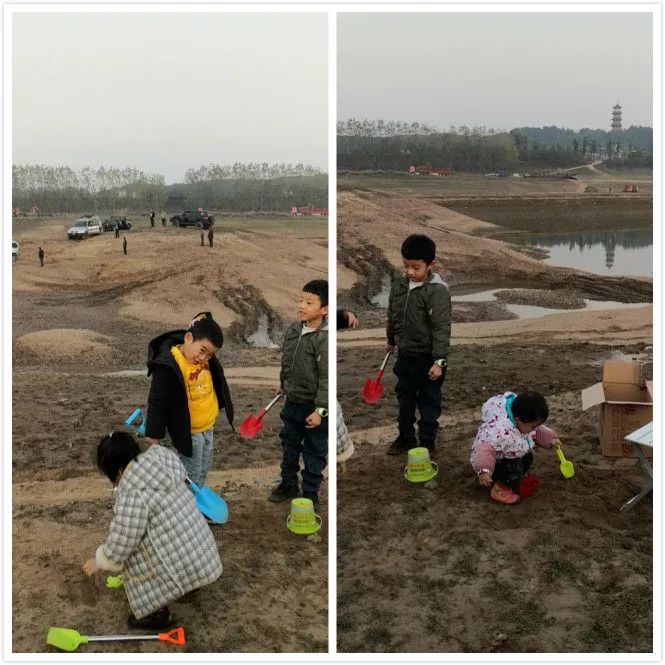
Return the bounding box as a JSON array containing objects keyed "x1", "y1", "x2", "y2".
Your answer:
[
  {"x1": 336, "y1": 401, "x2": 354, "y2": 462},
  {"x1": 95, "y1": 445, "x2": 222, "y2": 618}
]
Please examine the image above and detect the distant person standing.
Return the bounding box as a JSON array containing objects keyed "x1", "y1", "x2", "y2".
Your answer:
[
  {"x1": 38, "y1": 246, "x2": 45, "y2": 267},
  {"x1": 114, "y1": 220, "x2": 120, "y2": 238},
  {"x1": 207, "y1": 227, "x2": 214, "y2": 248},
  {"x1": 150, "y1": 210, "x2": 156, "y2": 228},
  {"x1": 123, "y1": 236, "x2": 128, "y2": 255},
  {"x1": 161, "y1": 210, "x2": 166, "y2": 227},
  {"x1": 200, "y1": 229, "x2": 205, "y2": 247}
]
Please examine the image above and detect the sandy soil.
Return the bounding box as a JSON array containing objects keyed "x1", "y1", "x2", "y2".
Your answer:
[
  {"x1": 12, "y1": 217, "x2": 328, "y2": 653},
  {"x1": 336, "y1": 172, "x2": 653, "y2": 653}
]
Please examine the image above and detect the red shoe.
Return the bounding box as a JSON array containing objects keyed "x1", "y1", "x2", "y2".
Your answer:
[
  {"x1": 517, "y1": 474, "x2": 540, "y2": 498},
  {"x1": 490, "y1": 482, "x2": 522, "y2": 505}
]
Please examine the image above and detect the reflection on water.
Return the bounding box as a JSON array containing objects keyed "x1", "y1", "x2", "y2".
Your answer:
[{"x1": 517, "y1": 229, "x2": 652, "y2": 276}]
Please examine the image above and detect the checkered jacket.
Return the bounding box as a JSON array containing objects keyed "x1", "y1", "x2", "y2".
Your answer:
[
  {"x1": 336, "y1": 401, "x2": 353, "y2": 457},
  {"x1": 95, "y1": 445, "x2": 222, "y2": 618}
]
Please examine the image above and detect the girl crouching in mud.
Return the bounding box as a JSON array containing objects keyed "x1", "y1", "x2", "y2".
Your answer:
[
  {"x1": 470, "y1": 390, "x2": 558, "y2": 505},
  {"x1": 82, "y1": 431, "x2": 222, "y2": 629}
]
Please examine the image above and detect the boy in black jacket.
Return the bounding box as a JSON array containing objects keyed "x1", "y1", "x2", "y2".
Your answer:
[
  {"x1": 269, "y1": 280, "x2": 328, "y2": 510},
  {"x1": 144, "y1": 312, "x2": 234, "y2": 487}
]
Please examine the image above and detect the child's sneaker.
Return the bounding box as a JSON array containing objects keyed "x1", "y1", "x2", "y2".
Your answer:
[
  {"x1": 490, "y1": 482, "x2": 522, "y2": 505},
  {"x1": 387, "y1": 435, "x2": 417, "y2": 456},
  {"x1": 268, "y1": 482, "x2": 300, "y2": 503},
  {"x1": 303, "y1": 491, "x2": 320, "y2": 511},
  {"x1": 517, "y1": 473, "x2": 540, "y2": 498}
]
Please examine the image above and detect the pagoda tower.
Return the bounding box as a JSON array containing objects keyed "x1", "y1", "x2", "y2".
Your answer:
[{"x1": 611, "y1": 103, "x2": 623, "y2": 131}]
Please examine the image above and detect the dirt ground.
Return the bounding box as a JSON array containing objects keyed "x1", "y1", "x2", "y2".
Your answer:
[
  {"x1": 12, "y1": 217, "x2": 328, "y2": 653},
  {"x1": 337, "y1": 172, "x2": 653, "y2": 653}
]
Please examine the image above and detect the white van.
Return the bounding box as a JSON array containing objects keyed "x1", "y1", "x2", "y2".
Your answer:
[{"x1": 67, "y1": 215, "x2": 103, "y2": 240}]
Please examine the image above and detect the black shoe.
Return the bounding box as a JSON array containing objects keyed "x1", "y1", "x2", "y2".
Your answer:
[
  {"x1": 303, "y1": 491, "x2": 320, "y2": 511},
  {"x1": 268, "y1": 482, "x2": 300, "y2": 503},
  {"x1": 420, "y1": 441, "x2": 436, "y2": 453},
  {"x1": 127, "y1": 607, "x2": 173, "y2": 630},
  {"x1": 387, "y1": 436, "x2": 416, "y2": 456}
]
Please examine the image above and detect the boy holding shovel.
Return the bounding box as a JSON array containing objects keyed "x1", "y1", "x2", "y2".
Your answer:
[
  {"x1": 268, "y1": 280, "x2": 328, "y2": 510},
  {"x1": 386, "y1": 234, "x2": 451, "y2": 455}
]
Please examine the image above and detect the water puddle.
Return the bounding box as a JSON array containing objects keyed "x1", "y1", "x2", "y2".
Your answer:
[
  {"x1": 452, "y1": 289, "x2": 647, "y2": 320},
  {"x1": 246, "y1": 314, "x2": 279, "y2": 348},
  {"x1": 514, "y1": 229, "x2": 652, "y2": 277},
  {"x1": 369, "y1": 276, "x2": 391, "y2": 308}
]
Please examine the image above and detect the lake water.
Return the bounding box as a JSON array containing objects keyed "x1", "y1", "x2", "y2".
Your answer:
[{"x1": 516, "y1": 229, "x2": 652, "y2": 277}]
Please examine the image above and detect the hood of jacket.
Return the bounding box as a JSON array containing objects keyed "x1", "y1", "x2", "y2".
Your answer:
[{"x1": 118, "y1": 444, "x2": 185, "y2": 496}]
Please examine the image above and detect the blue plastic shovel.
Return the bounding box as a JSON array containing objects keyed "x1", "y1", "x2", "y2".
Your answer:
[
  {"x1": 124, "y1": 408, "x2": 146, "y2": 437},
  {"x1": 186, "y1": 478, "x2": 229, "y2": 524}
]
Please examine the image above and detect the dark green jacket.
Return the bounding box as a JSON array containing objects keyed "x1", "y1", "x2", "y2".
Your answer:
[
  {"x1": 387, "y1": 271, "x2": 451, "y2": 358},
  {"x1": 280, "y1": 317, "x2": 328, "y2": 408}
]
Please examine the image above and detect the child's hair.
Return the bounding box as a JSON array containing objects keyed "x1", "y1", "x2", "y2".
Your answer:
[
  {"x1": 188, "y1": 311, "x2": 223, "y2": 348},
  {"x1": 97, "y1": 431, "x2": 141, "y2": 483},
  {"x1": 401, "y1": 234, "x2": 436, "y2": 264},
  {"x1": 512, "y1": 391, "x2": 549, "y2": 424},
  {"x1": 303, "y1": 280, "x2": 329, "y2": 307}
]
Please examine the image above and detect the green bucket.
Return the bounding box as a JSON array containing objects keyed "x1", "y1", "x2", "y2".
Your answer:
[
  {"x1": 286, "y1": 498, "x2": 322, "y2": 536},
  {"x1": 404, "y1": 447, "x2": 438, "y2": 483}
]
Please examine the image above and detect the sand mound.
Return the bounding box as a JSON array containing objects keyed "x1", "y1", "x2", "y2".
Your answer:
[{"x1": 14, "y1": 328, "x2": 113, "y2": 362}]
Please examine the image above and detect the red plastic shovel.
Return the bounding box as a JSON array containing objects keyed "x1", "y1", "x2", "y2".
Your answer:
[
  {"x1": 362, "y1": 350, "x2": 392, "y2": 404},
  {"x1": 239, "y1": 394, "x2": 283, "y2": 439}
]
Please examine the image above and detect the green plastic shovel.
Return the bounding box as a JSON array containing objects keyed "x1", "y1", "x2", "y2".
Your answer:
[
  {"x1": 554, "y1": 443, "x2": 575, "y2": 479},
  {"x1": 46, "y1": 626, "x2": 185, "y2": 652}
]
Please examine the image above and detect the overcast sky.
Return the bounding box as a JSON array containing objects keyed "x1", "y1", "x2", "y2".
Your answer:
[
  {"x1": 338, "y1": 12, "x2": 653, "y2": 131},
  {"x1": 13, "y1": 13, "x2": 327, "y2": 184}
]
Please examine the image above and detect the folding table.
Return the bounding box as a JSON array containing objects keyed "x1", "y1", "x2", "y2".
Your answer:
[{"x1": 619, "y1": 421, "x2": 653, "y2": 512}]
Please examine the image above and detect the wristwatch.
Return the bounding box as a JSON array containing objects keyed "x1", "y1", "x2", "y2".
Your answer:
[
  {"x1": 315, "y1": 407, "x2": 329, "y2": 418},
  {"x1": 434, "y1": 358, "x2": 447, "y2": 368}
]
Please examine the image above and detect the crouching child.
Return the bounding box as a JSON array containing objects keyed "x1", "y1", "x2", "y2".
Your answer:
[
  {"x1": 83, "y1": 432, "x2": 222, "y2": 629},
  {"x1": 470, "y1": 390, "x2": 558, "y2": 505}
]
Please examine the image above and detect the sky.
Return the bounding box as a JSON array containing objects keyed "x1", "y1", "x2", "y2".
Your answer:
[
  {"x1": 13, "y1": 12, "x2": 328, "y2": 184},
  {"x1": 338, "y1": 12, "x2": 653, "y2": 131}
]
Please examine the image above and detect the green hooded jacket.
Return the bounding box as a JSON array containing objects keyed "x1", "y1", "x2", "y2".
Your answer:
[
  {"x1": 386, "y1": 271, "x2": 451, "y2": 358},
  {"x1": 280, "y1": 317, "x2": 328, "y2": 407}
]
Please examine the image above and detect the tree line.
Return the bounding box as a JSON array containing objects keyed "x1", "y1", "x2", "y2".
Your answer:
[
  {"x1": 338, "y1": 119, "x2": 653, "y2": 172},
  {"x1": 12, "y1": 163, "x2": 327, "y2": 214}
]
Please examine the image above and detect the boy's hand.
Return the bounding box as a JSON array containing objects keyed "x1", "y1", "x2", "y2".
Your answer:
[
  {"x1": 276, "y1": 385, "x2": 284, "y2": 396},
  {"x1": 144, "y1": 438, "x2": 160, "y2": 447},
  {"x1": 83, "y1": 558, "x2": 100, "y2": 576},
  {"x1": 305, "y1": 411, "x2": 322, "y2": 429},
  {"x1": 478, "y1": 472, "x2": 493, "y2": 488},
  {"x1": 427, "y1": 363, "x2": 443, "y2": 380},
  {"x1": 345, "y1": 311, "x2": 359, "y2": 328},
  {"x1": 386, "y1": 344, "x2": 395, "y2": 353}
]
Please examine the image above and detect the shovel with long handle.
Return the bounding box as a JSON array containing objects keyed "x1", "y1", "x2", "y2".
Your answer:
[
  {"x1": 239, "y1": 393, "x2": 283, "y2": 439},
  {"x1": 362, "y1": 350, "x2": 392, "y2": 404},
  {"x1": 47, "y1": 626, "x2": 185, "y2": 652}
]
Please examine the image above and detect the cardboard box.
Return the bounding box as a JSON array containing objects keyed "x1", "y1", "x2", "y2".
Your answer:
[{"x1": 581, "y1": 361, "x2": 653, "y2": 458}]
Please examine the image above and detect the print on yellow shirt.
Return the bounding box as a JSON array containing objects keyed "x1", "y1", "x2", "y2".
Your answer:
[{"x1": 171, "y1": 345, "x2": 219, "y2": 433}]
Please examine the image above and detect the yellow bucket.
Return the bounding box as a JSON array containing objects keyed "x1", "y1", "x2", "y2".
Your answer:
[
  {"x1": 404, "y1": 447, "x2": 438, "y2": 483},
  {"x1": 286, "y1": 498, "x2": 322, "y2": 536}
]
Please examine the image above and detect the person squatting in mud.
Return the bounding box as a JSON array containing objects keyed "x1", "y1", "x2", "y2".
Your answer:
[
  {"x1": 386, "y1": 234, "x2": 451, "y2": 456},
  {"x1": 470, "y1": 390, "x2": 558, "y2": 505},
  {"x1": 269, "y1": 280, "x2": 328, "y2": 511},
  {"x1": 144, "y1": 312, "x2": 234, "y2": 488},
  {"x1": 83, "y1": 431, "x2": 222, "y2": 629}
]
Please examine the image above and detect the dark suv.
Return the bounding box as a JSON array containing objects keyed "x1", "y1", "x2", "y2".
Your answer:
[
  {"x1": 102, "y1": 216, "x2": 132, "y2": 232},
  {"x1": 170, "y1": 210, "x2": 214, "y2": 229}
]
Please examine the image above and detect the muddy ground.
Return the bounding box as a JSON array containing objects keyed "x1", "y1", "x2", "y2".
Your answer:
[
  {"x1": 12, "y1": 216, "x2": 328, "y2": 653},
  {"x1": 336, "y1": 172, "x2": 653, "y2": 653}
]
